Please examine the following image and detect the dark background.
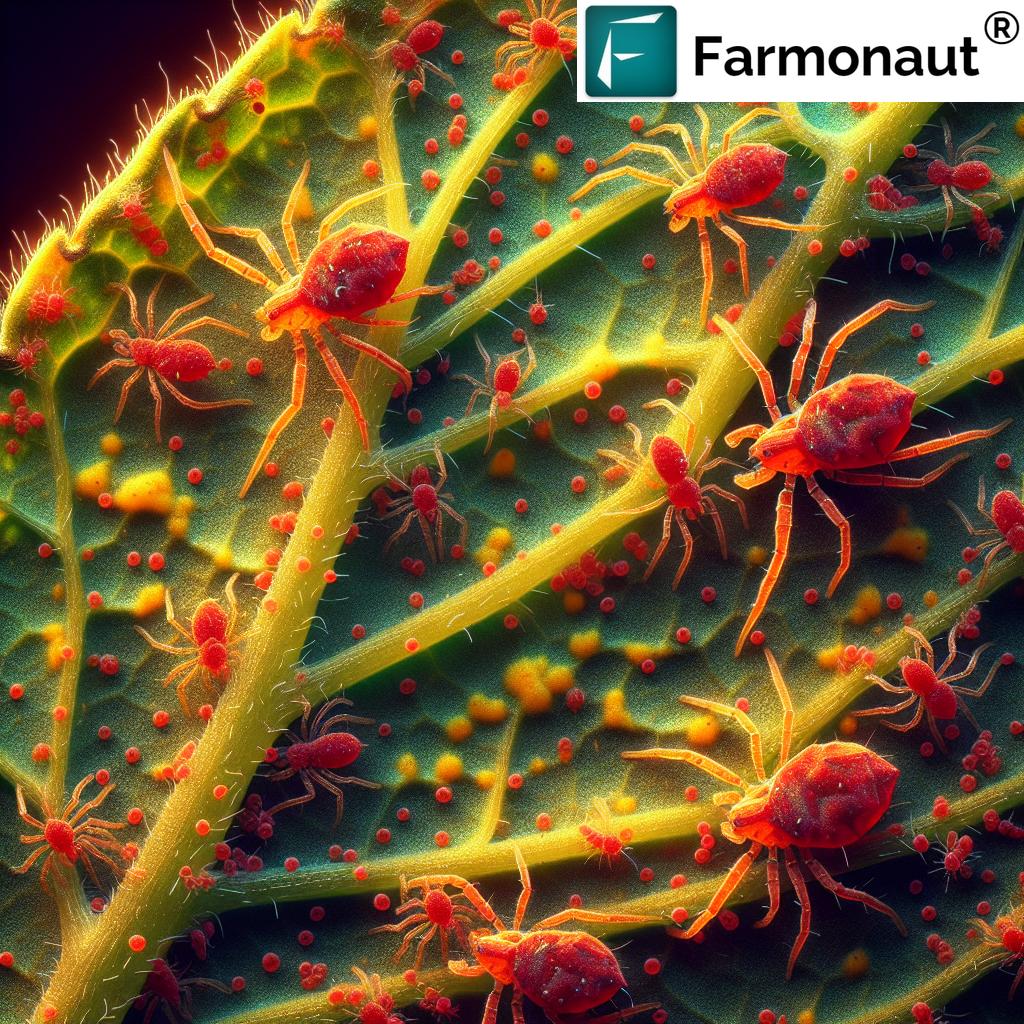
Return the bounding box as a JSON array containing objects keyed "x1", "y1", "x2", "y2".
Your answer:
[{"x1": 0, "y1": 0, "x2": 269, "y2": 246}]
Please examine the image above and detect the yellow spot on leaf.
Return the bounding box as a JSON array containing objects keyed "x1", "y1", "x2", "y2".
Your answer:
[
  {"x1": 519, "y1": 684, "x2": 553, "y2": 714},
  {"x1": 488, "y1": 448, "x2": 516, "y2": 478},
  {"x1": 213, "y1": 547, "x2": 233, "y2": 571},
  {"x1": 133, "y1": 584, "x2": 166, "y2": 619},
  {"x1": 396, "y1": 753, "x2": 418, "y2": 782},
  {"x1": 747, "y1": 545, "x2": 768, "y2": 567},
  {"x1": 817, "y1": 645, "x2": 842, "y2": 671},
  {"x1": 531, "y1": 152, "x2": 559, "y2": 183},
  {"x1": 545, "y1": 666, "x2": 574, "y2": 694},
  {"x1": 475, "y1": 769, "x2": 496, "y2": 790},
  {"x1": 358, "y1": 115, "x2": 378, "y2": 140},
  {"x1": 435, "y1": 754, "x2": 464, "y2": 783},
  {"x1": 100, "y1": 433, "x2": 123, "y2": 457},
  {"x1": 475, "y1": 526, "x2": 514, "y2": 567},
  {"x1": 51, "y1": 583, "x2": 65, "y2": 602},
  {"x1": 505, "y1": 656, "x2": 546, "y2": 695},
  {"x1": 167, "y1": 516, "x2": 189, "y2": 540},
  {"x1": 115, "y1": 470, "x2": 173, "y2": 516},
  {"x1": 797, "y1": 1012, "x2": 815, "y2": 1024},
  {"x1": 529, "y1": 757, "x2": 547, "y2": 774},
  {"x1": 613, "y1": 795, "x2": 636, "y2": 815},
  {"x1": 569, "y1": 630, "x2": 601, "y2": 660},
  {"x1": 686, "y1": 714, "x2": 721, "y2": 747},
  {"x1": 923, "y1": 589, "x2": 939, "y2": 608},
  {"x1": 504, "y1": 657, "x2": 575, "y2": 713},
  {"x1": 839, "y1": 714, "x2": 859, "y2": 736},
  {"x1": 43, "y1": 623, "x2": 66, "y2": 671},
  {"x1": 563, "y1": 591, "x2": 585, "y2": 614},
  {"x1": 603, "y1": 688, "x2": 635, "y2": 730},
  {"x1": 75, "y1": 460, "x2": 110, "y2": 501},
  {"x1": 446, "y1": 717, "x2": 473, "y2": 743},
  {"x1": 624, "y1": 643, "x2": 658, "y2": 666},
  {"x1": 882, "y1": 527, "x2": 928, "y2": 562},
  {"x1": 848, "y1": 585, "x2": 882, "y2": 626},
  {"x1": 468, "y1": 693, "x2": 508, "y2": 724},
  {"x1": 842, "y1": 948, "x2": 869, "y2": 979}
]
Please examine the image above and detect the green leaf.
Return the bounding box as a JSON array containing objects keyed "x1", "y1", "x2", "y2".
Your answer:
[{"x1": 1, "y1": 4, "x2": 1023, "y2": 1024}]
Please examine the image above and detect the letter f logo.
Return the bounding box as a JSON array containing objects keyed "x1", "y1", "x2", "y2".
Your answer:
[
  {"x1": 596, "y1": 12, "x2": 665, "y2": 88},
  {"x1": 584, "y1": 6, "x2": 677, "y2": 97}
]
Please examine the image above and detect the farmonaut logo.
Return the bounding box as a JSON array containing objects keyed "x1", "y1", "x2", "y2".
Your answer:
[{"x1": 584, "y1": 6, "x2": 677, "y2": 97}]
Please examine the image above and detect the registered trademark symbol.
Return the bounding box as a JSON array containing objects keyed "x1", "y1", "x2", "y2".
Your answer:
[{"x1": 985, "y1": 10, "x2": 1019, "y2": 43}]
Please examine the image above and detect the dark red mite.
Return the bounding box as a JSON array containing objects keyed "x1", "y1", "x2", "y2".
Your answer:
[
  {"x1": 570, "y1": 105, "x2": 816, "y2": 328},
  {"x1": 911, "y1": 118, "x2": 1001, "y2": 233},
  {"x1": 408, "y1": 846, "x2": 657, "y2": 1024},
  {"x1": 265, "y1": 695, "x2": 379, "y2": 825},
  {"x1": 853, "y1": 617, "x2": 1006, "y2": 750},
  {"x1": 949, "y1": 478, "x2": 1024, "y2": 587},
  {"x1": 599, "y1": 403, "x2": 747, "y2": 588},
  {"x1": 625, "y1": 649, "x2": 907, "y2": 978},
  {"x1": 719, "y1": 297, "x2": 1009, "y2": 654}
]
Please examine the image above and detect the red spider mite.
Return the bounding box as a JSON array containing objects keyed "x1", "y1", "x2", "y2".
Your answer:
[
  {"x1": 718, "y1": 298, "x2": 1010, "y2": 655},
  {"x1": 379, "y1": 19, "x2": 453, "y2": 88},
  {"x1": 370, "y1": 873, "x2": 485, "y2": 970},
  {"x1": 12, "y1": 773, "x2": 129, "y2": 890},
  {"x1": 624, "y1": 649, "x2": 907, "y2": 979},
  {"x1": 132, "y1": 957, "x2": 232, "y2": 1024},
  {"x1": 454, "y1": 335, "x2": 536, "y2": 453},
  {"x1": 494, "y1": 1, "x2": 577, "y2": 90},
  {"x1": 569, "y1": 106, "x2": 816, "y2": 329},
  {"x1": 89, "y1": 279, "x2": 251, "y2": 442},
  {"x1": 909, "y1": 119, "x2": 1001, "y2": 234},
  {"x1": 264, "y1": 695, "x2": 380, "y2": 824},
  {"x1": 949, "y1": 478, "x2": 1024, "y2": 588},
  {"x1": 27, "y1": 276, "x2": 79, "y2": 324},
  {"x1": 348, "y1": 967, "x2": 404, "y2": 1024},
  {"x1": 135, "y1": 573, "x2": 245, "y2": 716},
  {"x1": 598, "y1": 400, "x2": 748, "y2": 588},
  {"x1": 971, "y1": 901, "x2": 1024, "y2": 999},
  {"x1": 162, "y1": 147, "x2": 447, "y2": 497},
  {"x1": 578, "y1": 797, "x2": 634, "y2": 868},
  {"x1": 852, "y1": 617, "x2": 1005, "y2": 751},
  {"x1": 381, "y1": 444, "x2": 468, "y2": 561},
  {"x1": 14, "y1": 336, "x2": 47, "y2": 376},
  {"x1": 409, "y1": 845, "x2": 658, "y2": 1024}
]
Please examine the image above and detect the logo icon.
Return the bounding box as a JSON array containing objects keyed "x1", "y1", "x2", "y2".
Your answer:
[{"x1": 584, "y1": 6, "x2": 677, "y2": 97}]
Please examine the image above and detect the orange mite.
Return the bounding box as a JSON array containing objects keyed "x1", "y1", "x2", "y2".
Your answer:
[
  {"x1": 493, "y1": 1, "x2": 577, "y2": 90},
  {"x1": 12, "y1": 774, "x2": 129, "y2": 890},
  {"x1": 624, "y1": 649, "x2": 907, "y2": 978},
  {"x1": 569, "y1": 106, "x2": 816, "y2": 327},
  {"x1": 409, "y1": 846, "x2": 657, "y2": 1024},
  {"x1": 162, "y1": 148, "x2": 446, "y2": 497},
  {"x1": 135, "y1": 574, "x2": 244, "y2": 715},
  {"x1": 370, "y1": 875, "x2": 484, "y2": 970},
  {"x1": 971, "y1": 902, "x2": 1024, "y2": 999},
  {"x1": 718, "y1": 297, "x2": 1009, "y2": 654},
  {"x1": 578, "y1": 797, "x2": 634, "y2": 867}
]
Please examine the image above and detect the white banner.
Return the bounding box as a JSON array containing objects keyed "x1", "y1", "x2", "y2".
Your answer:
[{"x1": 577, "y1": 0, "x2": 1024, "y2": 101}]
